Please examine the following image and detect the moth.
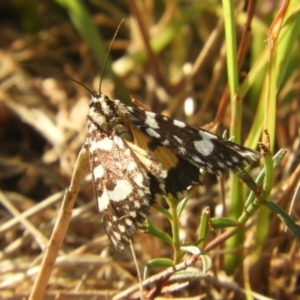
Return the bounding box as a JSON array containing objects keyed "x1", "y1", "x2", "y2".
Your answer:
[{"x1": 86, "y1": 93, "x2": 260, "y2": 251}]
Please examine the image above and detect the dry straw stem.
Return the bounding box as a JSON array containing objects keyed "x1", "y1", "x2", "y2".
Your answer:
[
  {"x1": 0, "y1": 190, "x2": 49, "y2": 251},
  {"x1": 113, "y1": 255, "x2": 198, "y2": 300},
  {"x1": 29, "y1": 147, "x2": 90, "y2": 300},
  {"x1": 0, "y1": 191, "x2": 64, "y2": 235}
]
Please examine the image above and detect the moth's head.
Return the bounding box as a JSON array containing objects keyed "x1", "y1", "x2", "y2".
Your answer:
[
  {"x1": 88, "y1": 93, "x2": 124, "y2": 124},
  {"x1": 89, "y1": 93, "x2": 110, "y2": 107},
  {"x1": 89, "y1": 94, "x2": 107, "y2": 112}
]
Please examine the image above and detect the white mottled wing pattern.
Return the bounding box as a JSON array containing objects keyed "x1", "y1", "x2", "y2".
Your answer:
[{"x1": 87, "y1": 121, "x2": 151, "y2": 251}]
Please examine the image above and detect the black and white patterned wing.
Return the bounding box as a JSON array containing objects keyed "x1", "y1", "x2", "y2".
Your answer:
[
  {"x1": 87, "y1": 121, "x2": 151, "y2": 251},
  {"x1": 127, "y1": 107, "x2": 260, "y2": 176}
]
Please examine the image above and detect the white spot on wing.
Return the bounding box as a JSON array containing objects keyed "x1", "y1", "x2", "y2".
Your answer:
[
  {"x1": 130, "y1": 211, "x2": 137, "y2": 218},
  {"x1": 127, "y1": 161, "x2": 137, "y2": 171},
  {"x1": 90, "y1": 137, "x2": 113, "y2": 152},
  {"x1": 125, "y1": 218, "x2": 133, "y2": 226},
  {"x1": 194, "y1": 138, "x2": 214, "y2": 156},
  {"x1": 161, "y1": 170, "x2": 167, "y2": 178},
  {"x1": 134, "y1": 201, "x2": 141, "y2": 208},
  {"x1": 243, "y1": 150, "x2": 259, "y2": 158},
  {"x1": 93, "y1": 164, "x2": 105, "y2": 178},
  {"x1": 113, "y1": 231, "x2": 121, "y2": 241},
  {"x1": 97, "y1": 189, "x2": 110, "y2": 211},
  {"x1": 192, "y1": 154, "x2": 204, "y2": 164},
  {"x1": 231, "y1": 156, "x2": 239, "y2": 163},
  {"x1": 108, "y1": 179, "x2": 132, "y2": 201},
  {"x1": 113, "y1": 135, "x2": 124, "y2": 148},
  {"x1": 118, "y1": 224, "x2": 126, "y2": 232},
  {"x1": 110, "y1": 235, "x2": 118, "y2": 246},
  {"x1": 146, "y1": 127, "x2": 161, "y2": 138},
  {"x1": 218, "y1": 161, "x2": 226, "y2": 168},
  {"x1": 145, "y1": 111, "x2": 159, "y2": 129},
  {"x1": 179, "y1": 147, "x2": 186, "y2": 154},
  {"x1": 199, "y1": 131, "x2": 217, "y2": 140},
  {"x1": 137, "y1": 189, "x2": 145, "y2": 196},
  {"x1": 173, "y1": 135, "x2": 183, "y2": 144},
  {"x1": 173, "y1": 119, "x2": 186, "y2": 128},
  {"x1": 193, "y1": 131, "x2": 217, "y2": 156},
  {"x1": 133, "y1": 172, "x2": 144, "y2": 186},
  {"x1": 124, "y1": 149, "x2": 131, "y2": 156},
  {"x1": 115, "y1": 162, "x2": 122, "y2": 169}
]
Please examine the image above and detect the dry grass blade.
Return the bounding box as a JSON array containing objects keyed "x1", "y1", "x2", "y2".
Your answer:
[
  {"x1": 0, "y1": 190, "x2": 49, "y2": 250},
  {"x1": 0, "y1": 191, "x2": 64, "y2": 234},
  {"x1": 113, "y1": 255, "x2": 198, "y2": 300},
  {"x1": 29, "y1": 147, "x2": 89, "y2": 300}
]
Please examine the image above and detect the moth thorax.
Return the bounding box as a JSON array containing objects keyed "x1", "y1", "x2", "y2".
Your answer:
[{"x1": 113, "y1": 123, "x2": 133, "y2": 142}]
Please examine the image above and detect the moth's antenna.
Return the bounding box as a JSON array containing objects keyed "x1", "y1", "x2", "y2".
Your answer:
[
  {"x1": 23, "y1": 19, "x2": 125, "y2": 96},
  {"x1": 98, "y1": 18, "x2": 125, "y2": 94},
  {"x1": 23, "y1": 64, "x2": 94, "y2": 95}
]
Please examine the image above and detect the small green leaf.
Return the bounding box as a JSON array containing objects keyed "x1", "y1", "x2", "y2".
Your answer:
[
  {"x1": 144, "y1": 258, "x2": 173, "y2": 279},
  {"x1": 152, "y1": 203, "x2": 172, "y2": 220},
  {"x1": 143, "y1": 220, "x2": 173, "y2": 246},
  {"x1": 198, "y1": 207, "x2": 210, "y2": 247},
  {"x1": 177, "y1": 193, "x2": 191, "y2": 217},
  {"x1": 201, "y1": 253, "x2": 213, "y2": 273},
  {"x1": 265, "y1": 201, "x2": 300, "y2": 237},
  {"x1": 211, "y1": 217, "x2": 239, "y2": 229}
]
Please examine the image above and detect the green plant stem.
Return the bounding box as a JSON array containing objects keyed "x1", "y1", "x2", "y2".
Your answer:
[
  {"x1": 221, "y1": 0, "x2": 245, "y2": 274},
  {"x1": 165, "y1": 197, "x2": 182, "y2": 265}
]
